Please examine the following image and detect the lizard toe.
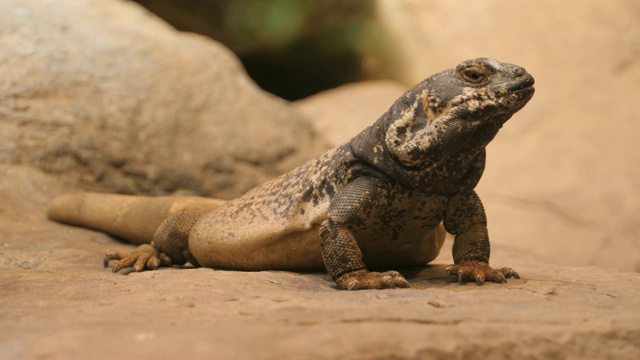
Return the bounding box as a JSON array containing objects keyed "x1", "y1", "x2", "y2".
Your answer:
[
  {"x1": 498, "y1": 267, "x2": 520, "y2": 279},
  {"x1": 104, "y1": 249, "x2": 130, "y2": 268},
  {"x1": 447, "y1": 261, "x2": 520, "y2": 285},
  {"x1": 387, "y1": 271, "x2": 410, "y2": 288},
  {"x1": 336, "y1": 270, "x2": 410, "y2": 290}
]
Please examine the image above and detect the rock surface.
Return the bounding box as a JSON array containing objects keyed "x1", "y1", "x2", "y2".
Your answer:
[
  {"x1": 2, "y1": 219, "x2": 639, "y2": 359},
  {"x1": 0, "y1": 0, "x2": 326, "y2": 200}
]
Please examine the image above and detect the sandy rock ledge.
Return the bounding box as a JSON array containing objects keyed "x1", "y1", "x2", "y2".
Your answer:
[{"x1": 1, "y1": 220, "x2": 639, "y2": 359}]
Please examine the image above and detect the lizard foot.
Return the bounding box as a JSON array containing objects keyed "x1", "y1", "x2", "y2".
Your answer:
[
  {"x1": 336, "y1": 269, "x2": 410, "y2": 290},
  {"x1": 446, "y1": 261, "x2": 520, "y2": 285},
  {"x1": 104, "y1": 244, "x2": 171, "y2": 274}
]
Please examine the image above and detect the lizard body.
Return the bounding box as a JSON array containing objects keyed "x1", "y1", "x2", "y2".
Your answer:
[{"x1": 48, "y1": 58, "x2": 534, "y2": 290}]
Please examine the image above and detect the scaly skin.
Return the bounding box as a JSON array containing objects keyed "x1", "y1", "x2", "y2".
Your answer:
[{"x1": 47, "y1": 58, "x2": 534, "y2": 290}]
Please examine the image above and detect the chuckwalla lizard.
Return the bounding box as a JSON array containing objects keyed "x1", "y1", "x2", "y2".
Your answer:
[{"x1": 48, "y1": 58, "x2": 535, "y2": 290}]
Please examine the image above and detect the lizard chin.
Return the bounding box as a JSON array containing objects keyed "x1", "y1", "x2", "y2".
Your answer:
[
  {"x1": 457, "y1": 84, "x2": 535, "y2": 120},
  {"x1": 498, "y1": 85, "x2": 535, "y2": 114}
]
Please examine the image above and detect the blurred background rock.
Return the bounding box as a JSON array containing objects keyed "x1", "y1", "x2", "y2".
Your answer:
[{"x1": 134, "y1": 0, "x2": 399, "y2": 100}]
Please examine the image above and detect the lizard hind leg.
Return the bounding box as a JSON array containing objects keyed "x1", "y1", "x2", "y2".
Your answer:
[{"x1": 105, "y1": 209, "x2": 206, "y2": 274}]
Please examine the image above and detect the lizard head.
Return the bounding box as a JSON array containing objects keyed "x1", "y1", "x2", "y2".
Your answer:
[
  {"x1": 426, "y1": 57, "x2": 535, "y2": 121},
  {"x1": 384, "y1": 58, "x2": 535, "y2": 168}
]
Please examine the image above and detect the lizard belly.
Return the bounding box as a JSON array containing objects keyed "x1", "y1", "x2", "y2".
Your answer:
[
  {"x1": 190, "y1": 223, "x2": 324, "y2": 271},
  {"x1": 188, "y1": 197, "x2": 328, "y2": 271},
  {"x1": 354, "y1": 190, "x2": 448, "y2": 268},
  {"x1": 355, "y1": 223, "x2": 446, "y2": 268}
]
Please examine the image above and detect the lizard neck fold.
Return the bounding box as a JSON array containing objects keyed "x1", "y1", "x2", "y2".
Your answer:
[{"x1": 348, "y1": 117, "x2": 489, "y2": 196}]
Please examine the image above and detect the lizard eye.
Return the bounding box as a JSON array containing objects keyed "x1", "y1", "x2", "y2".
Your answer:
[{"x1": 460, "y1": 67, "x2": 487, "y2": 83}]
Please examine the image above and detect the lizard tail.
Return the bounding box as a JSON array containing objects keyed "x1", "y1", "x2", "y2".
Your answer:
[{"x1": 47, "y1": 192, "x2": 225, "y2": 245}]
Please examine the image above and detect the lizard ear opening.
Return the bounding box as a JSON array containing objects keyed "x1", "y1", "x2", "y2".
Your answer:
[
  {"x1": 422, "y1": 94, "x2": 440, "y2": 122},
  {"x1": 422, "y1": 96, "x2": 430, "y2": 118}
]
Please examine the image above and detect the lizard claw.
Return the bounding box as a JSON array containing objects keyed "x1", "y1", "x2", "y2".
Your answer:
[
  {"x1": 498, "y1": 267, "x2": 520, "y2": 280},
  {"x1": 336, "y1": 270, "x2": 410, "y2": 290},
  {"x1": 116, "y1": 266, "x2": 136, "y2": 275},
  {"x1": 347, "y1": 280, "x2": 359, "y2": 291},
  {"x1": 446, "y1": 261, "x2": 519, "y2": 285}
]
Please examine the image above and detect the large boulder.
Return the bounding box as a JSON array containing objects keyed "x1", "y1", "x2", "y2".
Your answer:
[{"x1": 0, "y1": 0, "x2": 326, "y2": 218}]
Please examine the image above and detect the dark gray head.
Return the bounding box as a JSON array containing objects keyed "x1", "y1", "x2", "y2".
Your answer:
[
  {"x1": 426, "y1": 57, "x2": 535, "y2": 119},
  {"x1": 384, "y1": 58, "x2": 535, "y2": 168}
]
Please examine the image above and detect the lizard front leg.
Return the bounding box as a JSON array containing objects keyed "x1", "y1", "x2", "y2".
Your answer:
[
  {"x1": 320, "y1": 176, "x2": 410, "y2": 290},
  {"x1": 443, "y1": 191, "x2": 520, "y2": 285},
  {"x1": 105, "y1": 208, "x2": 206, "y2": 273}
]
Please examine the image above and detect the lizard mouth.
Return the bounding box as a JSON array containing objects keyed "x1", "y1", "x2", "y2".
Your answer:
[
  {"x1": 506, "y1": 85, "x2": 535, "y2": 101},
  {"x1": 449, "y1": 74, "x2": 535, "y2": 109},
  {"x1": 511, "y1": 74, "x2": 535, "y2": 90},
  {"x1": 504, "y1": 75, "x2": 535, "y2": 97},
  {"x1": 496, "y1": 75, "x2": 535, "y2": 106},
  {"x1": 491, "y1": 84, "x2": 535, "y2": 117}
]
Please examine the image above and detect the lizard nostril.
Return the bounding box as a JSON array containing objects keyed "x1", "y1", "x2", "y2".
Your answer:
[{"x1": 512, "y1": 66, "x2": 525, "y2": 77}]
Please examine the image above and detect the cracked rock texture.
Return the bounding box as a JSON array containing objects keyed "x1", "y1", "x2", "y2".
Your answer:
[{"x1": 1, "y1": 0, "x2": 639, "y2": 359}]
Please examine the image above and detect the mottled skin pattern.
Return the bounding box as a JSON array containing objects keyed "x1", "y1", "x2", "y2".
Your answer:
[{"x1": 47, "y1": 58, "x2": 534, "y2": 290}]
